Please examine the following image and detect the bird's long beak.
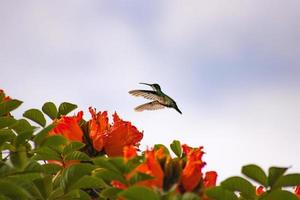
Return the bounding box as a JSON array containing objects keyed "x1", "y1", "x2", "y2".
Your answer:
[{"x1": 139, "y1": 82, "x2": 152, "y2": 86}]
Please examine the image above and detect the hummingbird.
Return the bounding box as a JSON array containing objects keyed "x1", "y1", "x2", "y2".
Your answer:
[{"x1": 129, "y1": 83, "x2": 182, "y2": 114}]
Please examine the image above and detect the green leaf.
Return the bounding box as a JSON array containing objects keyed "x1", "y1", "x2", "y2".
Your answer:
[
  {"x1": 20, "y1": 180, "x2": 44, "y2": 200},
  {"x1": 126, "y1": 155, "x2": 144, "y2": 172},
  {"x1": 0, "y1": 99, "x2": 23, "y2": 116},
  {"x1": 0, "y1": 129, "x2": 15, "y2": 146},
  {"x1": 41, "y1": 135, "x2": 67, "y2": 148},
  {"x1": 0, "y1": 116, "x2": 17, "y2": 129},
  {"x1": 60, "y1": 189, "x2": 81, "y2": 199},
  {"x1": 58, "y1": 102, "x2": 77, "y2": 116},
  {"x1": 129, "y1": 172, "x2": 154, "y2": 185},
  {"x1": 60, "y1": 163, "x2": 95, "y2": 192},
  {"x1": 64, "y1": 151, "x2": 90, "y2": 162},
  {"x1": 182, "y1": 192, "x2": 201, "y2": 200},
  {"x1": 101, "y1": 187, "x2": 122, "y2": 199},
  {"x1": 23, "y1": 108, "x2": 46, "y2": 127},
  {"x1": 76, "y1": 190, "x2": 92, "y2": 200},
  {"x1": 33, "y1": 124, "x2": 55, "y2": 145},
  {"x1": 273, "y1": 173, "x2": 300, "y2": 188},
  {"x1": 61, "y1": 189, "x2": 91, "y2": 200},
  {"x1": 48, "y1": 188, "x2": 64, "y2": 200},
  {"x1": 93, "y1": 168, "x2": 126, "y2": 184},
  {"x1": 93, "y1": 157, "x2": 121, "y2": 173},
  {"x1": 0, "y1": 179, "x2": 32, "y2": 199},
  {"x1": 0, "y1": 163, "x2": 15, "y2": 178},
  {"x1": 242, "y1": 164, "x2": 268, "y2": 187},
  {"x1": 161, "y1": 190, "x2": 181, "y2": 200},
  {"x1": 154, "y1": 144, "x2": 170, "y2": 155},
  {"x1": 265, "y1": 189, "x2": 298, "y2": 200},
  {"x1": 268, "y1": 166, "x2": 288, "y2": 188},
  {"x1": 68, "y1": 175, "x2": 104, "y2": 190},
  {"x1": 221, "y1": 176, "x2": 255, "y2": 199},
  {"x1": 11, "y1": 119, "x2": 35, "y2": 135},
  {"x1": 79, "y1": 190, "x2": 92, "y2": 200},
  {"x1": 24, "y1": 161, "x2": 43, "y2": 173},
  {"x1": 0, "y1": 143, "x2": 15, "y2": 151},
  {"x1": 42, "y1": 163, "x2": 63, "y2": 174},
  {"x1": 62, "y1": 141, "x2": 85, "y2": 156},
  {"x1": 9, "y1": 172, "x2": 42, "y2": 182},
  {"x1": 16, "y1": 129, "x2": 33, "y2": 146},
  {"x1": 42, "y1": 102, "x2": 58, "y2": 120},
  {"x1": 119, "y1": 186, "x2": 160, "y2": 200},
  {"x1": 33, "y1": 146, "x2": 62, "y2": 161},
  {"x1": 33, "y1": 175, "x2": 53, "y2": 199},
  {"x1": 206, "y1": 186, "x2": 239, "y2": 200},
  {"x1": 10, "y1": 145, "x2": 28, "y2": 169},
  {"x1": 170, "y1": 140, "x2": 182, "y2": 157},
  {"x1": 109, "y1": 157, "x2": 127, "y2": 173}
]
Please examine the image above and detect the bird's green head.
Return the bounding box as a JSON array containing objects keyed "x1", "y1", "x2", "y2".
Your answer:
[{"x1": 152, "y1": 83, "x2": 161, "y2": 91}]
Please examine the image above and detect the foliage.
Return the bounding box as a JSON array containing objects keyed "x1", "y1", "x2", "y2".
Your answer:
[{"x1": 0, "y1": 89, "x2": 299, "y2": 200}]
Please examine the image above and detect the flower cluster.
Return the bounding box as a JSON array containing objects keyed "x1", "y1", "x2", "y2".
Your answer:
[
  {"x1": 113, "y1": 145, "x2": 217, "y2": 195},
  {"x1": 88, "y1": 108, "x2": 143, "y2": 157},
  {"x1": 46, "y1": 104, "x2": 216, "y2": 198},
  {"x1": 49, "y1": 107, "x2": 143, "y2": 157}
]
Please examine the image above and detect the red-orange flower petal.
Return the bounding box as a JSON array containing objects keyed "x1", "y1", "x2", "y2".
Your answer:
[
  {"x1": 182, "y1": 144, "x2": 192, "y2": 155},
  {"x1": 123, "y1": 145, "x2": 137, "y2": 161},
  {"x1": 88, "y1": 107, "x2": 110, "y2": 151},
  {"x1": 104, "y1": 112, "x2": 143, "y2": 157},
  {"x1": 204, "y1": 171, "x2": 217, "y2": 188},
  {"x1": 181, "y1": 145, "x2": 205, "y2": 191},
  {"x1": 295, "y1": 186, "x2": 300, "y2": 197},
  {"x1": 131, "y1": 150, "x2": 164, "y2": 188},
  {"x1": 155, "y1": 147, "x2": 167, "y2": 160},
  {"x1": 49, "y1": 111, "x2": 83, "y2": 142}
]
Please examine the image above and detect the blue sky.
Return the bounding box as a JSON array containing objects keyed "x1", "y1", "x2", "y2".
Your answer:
[{"x1": 1, "y1": 1, "x2": 300, "y2": 181}]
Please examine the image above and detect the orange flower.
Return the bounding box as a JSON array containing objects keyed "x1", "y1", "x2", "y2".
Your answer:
[
  {"x1": 295, "y1": 186, "x2": 300, "y2": 198},
  {"x1": 103, "y1": 112, "x2": 143, "y2": 157},
  {"x1": 204, "y1": 171, "x2": 217, "y2": 188},
  {"x1": 181, "y1": 144, "x2": 205, "y2": 191},
  {"x1": 49, "y1": 111, "x2": 83, "y2": 142},
  {"x1": 88, "y1": 107, "x2": 110, "y2": 151},
  {"x1": 128, "y1": 149, "x2": 164, "y2": 188},
  {"x1": 123, "y1": 145, "x2": 137, "y2": 161},
  {"x1": 112, "y1": 148, "x2": 164, "y2": 189},
  {"x1": 88, "y1": 110, "x2": 143, "y2": 157}
]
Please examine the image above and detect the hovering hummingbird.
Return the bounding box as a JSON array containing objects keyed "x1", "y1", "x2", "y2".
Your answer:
[{"x1": 129, "y1": 83, "x2": 182, "y2": 114}]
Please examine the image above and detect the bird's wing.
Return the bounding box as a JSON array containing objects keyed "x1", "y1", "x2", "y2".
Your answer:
[
  {"x1": 134, "y1": 101, "x2": 165, "y2": 112},
  {"x1": 129, "y1": 90, "x2": 161, "y2": 101}
]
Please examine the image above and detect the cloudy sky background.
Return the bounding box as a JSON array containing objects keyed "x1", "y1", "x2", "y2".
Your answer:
[{"x1": 1, "y1": 1, "x2": 300, "y2": 181}]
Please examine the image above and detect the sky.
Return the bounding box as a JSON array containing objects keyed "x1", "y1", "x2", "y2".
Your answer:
[{"x1": 1, "y1": 0, "x2": 300, "y2": 181}]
